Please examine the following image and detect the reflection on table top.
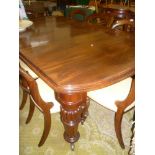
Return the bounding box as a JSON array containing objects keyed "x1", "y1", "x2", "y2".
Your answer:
[{"x1": 19, "y1": 16, "x2": 135, "y2": 93}]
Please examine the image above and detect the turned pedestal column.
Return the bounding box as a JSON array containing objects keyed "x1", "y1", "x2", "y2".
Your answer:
[{"x1": 55, "y1": 92, "x2": 88, "y2": 150}]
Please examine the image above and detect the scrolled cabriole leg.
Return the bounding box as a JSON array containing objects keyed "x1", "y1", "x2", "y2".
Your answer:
[
  {"x1": 26, "y1": 97, "x2": 35, "y2": 124},
  {"x1": 38, "y1": 109, "x2": 51, "y2": 147},
  {"x1": 56, "y1": 92, "x2": 87, "y2": 150},
  {"x1": 20, "y1": 90, "x2": 28, "y2": 110},
  {"x1": 115, "y1": 109, "x2": 125, "y2": 149}
]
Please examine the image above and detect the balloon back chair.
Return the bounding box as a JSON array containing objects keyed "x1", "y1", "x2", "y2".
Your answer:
[
  {"x1": 24, "y1": 1, "x2": 46, "y2": 20},
  {"x1": 87, "y1": 17, "x2": 135, "y2": 149},
  {"x1": 86, "y1": 12, "x2": 115, "y2": 28},
  {"x1": 86, "y1": 9, "x2": 134, "y2": 29},
  {"x1": 112, "y1": 18, "x2": 135, "y2": 32},
  {"x1": 88, "y1": 76, "x2": 135, "y2": 149},
  {"x1": 19, "y1": 60, "x2": 60, "y2": 147}
]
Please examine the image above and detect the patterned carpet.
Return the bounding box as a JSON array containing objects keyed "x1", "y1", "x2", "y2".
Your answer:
[{"x1": 19, "y1": 87, "x2": 134, "y2": 155}]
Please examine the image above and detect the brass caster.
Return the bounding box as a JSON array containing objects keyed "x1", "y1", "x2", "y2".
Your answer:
[
  {"x1": 81, "y1": 120, "x2": 84, "y2": 125},
  {"x1": 70, "y1": 143, "x2": 75, "y2": 151}
]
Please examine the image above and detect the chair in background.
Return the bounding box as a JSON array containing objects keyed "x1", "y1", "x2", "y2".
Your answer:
[
  {"x1": 86, "y1": 12, "x2": 115, "y2": 28},
  {"x1": 103, "y1": 7, "x2": 133, "y2": 26},
  {"x1": 90, "y1": 16, "x2": 135, "y2": 149},
  {"x1": 83, "y1": 14, "x2": 135, "y2": 149},
  {"x1": 19, "y1": 60, "x2": 38, "y2": 117},
  {"x1": 24, "y1": 1, "x2": 46, "y2": 20},
  {"x1": 103, "y1": 0, "x2": 130, "y2": 7},
  {"x1": 99, "y1": 0, "x2": 134, "y2": 26},
  {"x1": 19, "y1": 60, "x2": 60, "y2": 147},
  {"x1": 86, "y1": 7, "x2": 134, "y2": 29},
  {"x1": 112, "y1": 18, "x2": 135, "y2": 32},
  {"x1": 69, "y1": 9, "x2": 86, "y2": 21},
  {"x1": 88, "y1": 77, "x2": 135, "y2": 149}
]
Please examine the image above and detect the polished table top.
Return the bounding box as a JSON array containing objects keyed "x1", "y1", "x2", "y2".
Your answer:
[
  {"x1": 19, "y1": 16, "x2": 135, "y2": 148},
  {"x1": 19, "y1": 16, "x2": 135, "y2": 93}
]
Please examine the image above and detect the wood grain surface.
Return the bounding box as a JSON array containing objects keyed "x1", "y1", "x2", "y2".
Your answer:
[{"x1": 20, "y1": 16, "x2": 134, "y2": 93}]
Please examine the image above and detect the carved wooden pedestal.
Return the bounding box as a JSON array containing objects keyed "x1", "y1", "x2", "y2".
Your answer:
[{"x1": 56, "y1": 92, "x2": 88, "y2": 150}]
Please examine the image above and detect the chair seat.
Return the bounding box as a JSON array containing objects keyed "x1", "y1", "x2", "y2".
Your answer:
[
  {"x1": 36, "y1": 79, "x2": 60, "y2": 113},
  {"x1": 19, "y1": 60, "x2": 38, "y2": 78},
  {"x1": 88, "y1": 77, "x2": 134, "y2": 112},
  {"x1": 20, "y1": 60, "x2": 60, "y2": 113}
]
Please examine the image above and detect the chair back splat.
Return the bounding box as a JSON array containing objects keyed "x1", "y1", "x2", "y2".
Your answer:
[
  {"x1": 19, "y1": 67, "x2": 53, "y2": 112},
  {"x1": 19, "y1": 64, "x2": 60, "y2": 147}
]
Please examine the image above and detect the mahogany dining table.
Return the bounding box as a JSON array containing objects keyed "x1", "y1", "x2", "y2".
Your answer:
[{"x1": 19, "y1": 16, "x2": 135, "y2": 150}]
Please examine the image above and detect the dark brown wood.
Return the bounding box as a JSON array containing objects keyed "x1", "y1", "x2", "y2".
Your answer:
[
  {"x1": 112, "y1": 19, "x2": 135, "y2": 32},
  {"x1": 25, "y1": 97, "x2": 35, "y2": 124},
  {"x1": 104, "y1": 7, "x2": 131, "y2": 18},
  {"x1": 86, "y1": 9, "x2": 134, "y2": 29},
  {"x1": 38, "y1": 107, "x2": 51, "y2": 147},
  {"x1": 19, "y1": 67, "x2": 53, "y2": 147},
  {"x1": 55, "y1": 92, "x2": 87, "y2": 145},
  {"x1": 19, "y1": 73, "x2": 29, "y2": 110},
  {"x1": 19, "y1": 65, "x2": 37, "y2": 124},
  {"x1": 98, "y1": 4, "x2": 135, "y2": 28},
  {"x1": 20, "y1": 17, "x2": 134, "y2": 93},
  {"x1": 86, "y1": 13, "x2": 114, "y2": 28},
  {"x1": 115, "y1": 77, "x2": 135, "y2": 148},
  {"x1": 99, "y1": 2, "x2": 135, "y2": 13},
  {"x1": 20, "y1": 16, "x2": 134, "y2": 148},
  {"x1": 20, "y1": 89, "x2": 28, "y2": 110},
  {"x1": 24, "y1": 1, "x2": 46, "y2": 20},
  {"x1": 105, "y1": 8, "x2": 134, "y2": 28}
]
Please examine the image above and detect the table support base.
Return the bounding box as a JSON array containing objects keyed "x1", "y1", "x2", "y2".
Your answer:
[{"x1": 55, "y1": 92, "x2": 87, "y2": 149}]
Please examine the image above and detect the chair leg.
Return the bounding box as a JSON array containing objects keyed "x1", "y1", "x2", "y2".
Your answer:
[
  {"x1": 38, "y1": 110, "x2": 51, "y2": 147},
  {"x1": 114, "y1": 109, "x2": 125, "y2": 149},
  {"x1": 114, "y1": 77, "x2": 135, "y2": 149},
  {"x1": 26, "y1": 97, "x2": 35, "y2": 124},
  {"x1": 20, "y1": 90, "x2": 28, "y2": 110},
  {"x1": 128, "y1": 111, "x2": 135, "y2": 155}
]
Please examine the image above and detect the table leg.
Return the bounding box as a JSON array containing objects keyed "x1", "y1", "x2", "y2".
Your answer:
[{"x1": 55, "y1": 92, "x2": 87, "y2": 150}]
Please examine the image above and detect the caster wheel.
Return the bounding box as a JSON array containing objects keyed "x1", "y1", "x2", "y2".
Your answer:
[{"x1": 70, "y1": 143, "x2": 75, "y2": 151}]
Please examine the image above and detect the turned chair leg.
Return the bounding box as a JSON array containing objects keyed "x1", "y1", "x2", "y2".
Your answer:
[
  {"x1": 20, "y1": 90, "x2": 28, "y2": 110},
  {"x1": 38, "y1": 110, "x2": 51, "y2": 147},
  {"x1": 114, "y1": 109, "x2": 125, "y2": 149},
  {"x1": 26, "y1": 97, "x2": 35, "y2": 124}
]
